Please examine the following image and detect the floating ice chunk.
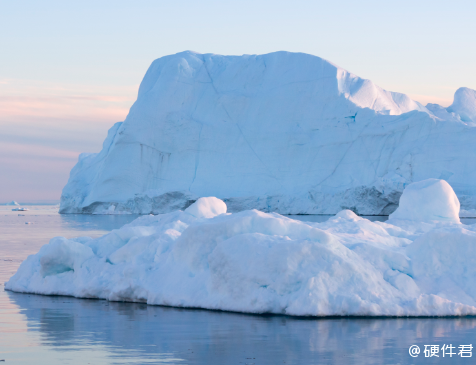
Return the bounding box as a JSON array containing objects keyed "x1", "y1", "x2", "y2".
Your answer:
[
  {"x1": 6, "y1": 201, "x2": 20, "y2": 206},
  {"x1": 184, "y1": 197, "x2": 227, "y2": 219},
  {"x1": 8, "y1": 190, "x2": 476, "y2": 316},
  {"x1": 389, "y1": 179, "x2": 460, "y2": 223}
]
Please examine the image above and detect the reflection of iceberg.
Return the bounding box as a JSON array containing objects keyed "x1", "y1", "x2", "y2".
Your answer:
[
  {"x1": 8, "y1": 180, "x2": 476, "y2": 316},
  {"x1": 7, "y1": 290, "x2": 476, "y2": 364}
]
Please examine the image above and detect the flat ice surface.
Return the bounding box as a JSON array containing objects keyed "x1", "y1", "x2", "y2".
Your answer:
[
  {"x1": 9, "y1": 182, "x2": 476, "y2": 317},
  {"x1": 59, "y1": 51, "x2": 476, "y2": 216},
  {"x1": 3, "y1": 205, "x2": 476, "y2": 364}
]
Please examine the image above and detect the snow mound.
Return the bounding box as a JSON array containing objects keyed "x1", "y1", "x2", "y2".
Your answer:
[
  {"x1": 39, "y1": 237, "x2": 94, "y2": 277},
  {"x1": 447, "y1": 87, "x2": 476, "y2": 123},
  {"x1": 58, "y1": 51, "x2": 476, "y2": 216},
  {"x1": 6, "y1": 201, "x2": 20, "y2": 206},
  {"x1": 184, "y1": 197, "x2": 227, "y2": 218},
  {"x1": 389, "y1": 179, "x2": 460, "y2": 223},
  {"x1": 8, "y1": 188, "x2": 476, "y2": 316}
]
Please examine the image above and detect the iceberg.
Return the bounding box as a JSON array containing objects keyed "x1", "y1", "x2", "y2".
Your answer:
[
  {"x1": 7, "y1": 179, "x2": 476, "y2": 316},
  {"x1": 6, "y1": 201, "x2": 20, "y2": 206},
  {"x1": 59, "y1": 51, "x2": 476, "y2": 215},
  {"x1": 12, "y1": 207, "x2": 28, "y2": 212}
]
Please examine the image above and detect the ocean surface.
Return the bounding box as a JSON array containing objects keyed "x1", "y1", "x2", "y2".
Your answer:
[{"x1": 1, "y1": 206, "x2": 476, "y2": 364}]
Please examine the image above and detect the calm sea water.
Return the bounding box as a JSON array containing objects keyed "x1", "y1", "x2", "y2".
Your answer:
[{"x1": 1, "y1": 207, "x2": 476, "y2": 364}]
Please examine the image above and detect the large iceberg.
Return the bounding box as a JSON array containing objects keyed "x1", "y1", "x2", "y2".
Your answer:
[
  {"x1": 59, "y1": 51, "x2": 476, "y2": 215},
  {"x1": 7, "y1": 179, "x2": 476, "y2": 316}
]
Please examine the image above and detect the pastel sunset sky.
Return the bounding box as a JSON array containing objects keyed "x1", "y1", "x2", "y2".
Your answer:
[{"x1": 1, "y1": 0, "x2": 475, "y2": 202}]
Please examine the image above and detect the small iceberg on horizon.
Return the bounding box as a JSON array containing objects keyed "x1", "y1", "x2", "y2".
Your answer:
[
  {"x1": 6, "y1": 201, "x2": 20, "y2": 206},
  {"x1": 6, "y1": 179, "x2": 476, "y2": 317}
]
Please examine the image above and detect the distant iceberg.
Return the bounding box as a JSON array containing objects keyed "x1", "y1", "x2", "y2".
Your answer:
[
  {"x1": 7, "y1": 179, "x2": 476, "y2": 316},
  {"x1": 6, "y1": 201, "x2": 20, "y2": 206},
  {"x1": 59, "y1": 51, "x2": 476, "y2": 215}
]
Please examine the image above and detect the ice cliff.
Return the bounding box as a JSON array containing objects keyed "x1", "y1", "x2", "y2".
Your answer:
[
  {"x1": 59, "y1": 51, "x2": 476, "y2": 215},
  {"x1": 8, "y1": 179, "x2": 476, "y2": 316}
]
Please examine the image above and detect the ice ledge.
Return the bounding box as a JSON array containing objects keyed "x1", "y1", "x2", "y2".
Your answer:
[{"x1": 60, "y1": 185, "x2": 402, "y2": 215}]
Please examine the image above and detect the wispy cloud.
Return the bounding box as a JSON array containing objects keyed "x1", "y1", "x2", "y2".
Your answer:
[
  {"x1": 0, "y1": 141, "x2": 80, "y2": 160},
  {"x1": 0, "y1": 78, "x2": 138, "y2": 202},
  {"x1": 0, "y1": 142, "x2": 81, "y2": 202},
  {"x1": 0, "y1": 78, "x2": 137, "y2": 122}
]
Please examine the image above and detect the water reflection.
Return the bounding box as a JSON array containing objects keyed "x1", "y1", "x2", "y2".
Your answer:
[{"x1": 5, "y1": 291, "x2": 476, "y2": 365}]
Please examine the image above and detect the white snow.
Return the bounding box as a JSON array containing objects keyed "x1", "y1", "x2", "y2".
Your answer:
[
  {"x1": 58, "y1": 51, "x2": 476, "y2": 216},
  {"x1": 8, "y1": 181, "x2": 476, "y2": 316},
  {"x1": 447, "y1": 87, "x2": 476, "y2": 124},
  {"x1": 389, "y1": 179, "x2": 460, "y2": 223},
  {"x1": 184, "y1": 196, "x2": 227, "y2": 218}
]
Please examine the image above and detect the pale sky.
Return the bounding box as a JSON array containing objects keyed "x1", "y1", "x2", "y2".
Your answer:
[{"x1": 1, "y1": 0, "x2": 475, "y2": 203}]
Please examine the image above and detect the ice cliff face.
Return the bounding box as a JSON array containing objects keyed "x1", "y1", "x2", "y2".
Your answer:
[{"x1": 59, "y1": 51, "x2": 476, "y2": 215}]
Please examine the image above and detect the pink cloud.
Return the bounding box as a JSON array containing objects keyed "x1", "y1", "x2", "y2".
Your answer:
[
  {"x1": 0, "y1": 79, "x2": 139, "y2": 202},
  {"x1": 0, "y1": 145, "x2": 80, "y2": 202},
  {"x1": 0, "y1": 142, "x2": 80, "y2": 160},
  {"x1": 0, "y1": 78, "x2": 137, "y2": 122}
]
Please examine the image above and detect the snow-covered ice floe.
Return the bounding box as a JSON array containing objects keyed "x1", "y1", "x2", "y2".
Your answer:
[
  {"x1": 59, "y1": 51, "x2": 476, "y2": 215},
  {"x1": 7, "y1": 179, "x2": 476, "y2": 317}
]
